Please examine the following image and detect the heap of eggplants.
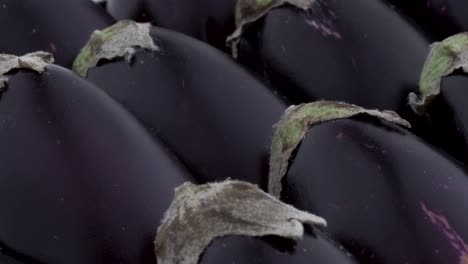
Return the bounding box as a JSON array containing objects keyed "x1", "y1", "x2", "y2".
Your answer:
[
  {"x1": 1, "y1": 0, "x2": 468, "y2": 263},
  {"x1": 227, "y1": 0, "x2": 429, "y2": 111},
  {"x1": 72, "y1": 20, "x2": 285, "y2": 187},
  {"x1": 0, "y1": 52, "x2": 195, "y2": 263},
  {"x1": 270, "y1": 102, "x2": 468, "y2": 264}
]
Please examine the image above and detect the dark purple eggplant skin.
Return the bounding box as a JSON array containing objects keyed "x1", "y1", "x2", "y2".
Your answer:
[
  {"x1": 279, "y1": 118, "x2": 468, "y2": 264},
  {"x1": 0, "y1": 0, "x2": 113, "y2": 67},
  {"x1": 410, "y1": 74, "x2": 468, "y2": 167},
  {"x1": 106, "y1": 0, "x2": 236, "y2": 51},
  {"x1": 200, "y1": 231, "x2": 358, "y2": 264},
  {"x1": 236, "y1": 0, "x2": 429, "y2": 111},
  {"x1": 386, "y1": 0, "x2": 468, "y2": 40},
  {"x1": 0, "y1": 250, "x2": 28, "y2": 264},
  {"x1": 84, "y1": 27, "x2": 286, "y2": 188},
  {"x1": 0, "y1": 65, "x2": 194, "y2": 263}
]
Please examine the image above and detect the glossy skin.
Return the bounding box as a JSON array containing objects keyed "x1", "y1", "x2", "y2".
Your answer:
[
  {"x1": 201, "y1": 231, "x2": 358, "y2": 264},
  {"x1": 0, "y1": 65, "x2": 193, "y2": 263},
  {"x1": 106, "y1": 0, "x2": 236, "y2": 50},
  {"x1": 387, "y1": 0, "x2": 468, "y2": 40},
  {"x1": 85, "y1": 27, "x2": 286, "y2": 188},
  {"x1": 280, "y1": 118, "x2": 468, "y2": 264},
  {"x1": 237, "y1": 0, "x2": 429, "y2": 111},
  {"x1": 0, "y1": 0, "x2": 113, "y2": 67}
]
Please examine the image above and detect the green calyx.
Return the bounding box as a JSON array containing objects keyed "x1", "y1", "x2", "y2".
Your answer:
[
  {"x1": 227, "y1": 0, "x2": 314, "y2": 58},
  {"x1": 408, "y1": 32, "x2": 468, "y2": 114},
  {"x1": 154, "y1": 180, "x2": 326, "y2": 264},
  {"x1": 234, "y1": 0, "x2": 275, "y2": 22},
  {"x1": 0, "y1": 51, "x2": 54, "y2": 91},
  {"x1": 268, "y1": 101, "x2": 411, "y2": 198},
  {"x1": 73, "y1": 20, "x2": 158, "y2": 77}
]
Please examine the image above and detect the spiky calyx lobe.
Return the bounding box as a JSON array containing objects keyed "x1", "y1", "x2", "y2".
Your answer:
[
  {"x1": 408, "y1": 33, "x2": 468, "y2": 114},
  {"x1": 154, "y1": 180, "x2": 326, "y2": 264},
  {"x1": 73, "y1": 20, "x2": 158, "y2": 77},
  {"x1": 0, "y1": 51, "x2": 54, "y2": 91}
]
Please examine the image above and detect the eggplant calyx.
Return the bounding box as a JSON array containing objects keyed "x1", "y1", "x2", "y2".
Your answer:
[
  {"x1": 73, "y1": 20, "x2": 158, "y2": 77},
  {"x1": 0, "y1": 52, "x2": 54, "y2": 91},
  {"x1": 154, "y1": 180, "x2": 326, "y2": 264},
  {"x1": 226, "y1": 0, "x2": 314, "y2": 58},
  {"x1": 268, "y1": 100, "x2": 411, "y2": 198},
  {"x1": 408, "y1": 32, "x2": 468, "y2": 114}
]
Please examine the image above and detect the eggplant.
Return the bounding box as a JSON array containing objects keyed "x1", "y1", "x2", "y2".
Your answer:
[
  {"x1": 73, "y1": 21, "x2": 286, "y2": 188},
  {"x1": 417, "y1": 75, "x2": 468, "y2": 166},
  {"x1": 227, "y1": 0, "x2": 429, "y2": 111},
  {"x1": 406, "y1": 33, "x2": 468, "y2": 166},
  {"x1": 0, "y1": 0, "x2": 113, "y2": 67},
  {"x1": 0, "y1": 53, "x2": 194, "y2": 263},
  {"x1": 386, "y1": 0, "x2": 468, "y2": 40},
  {"x1": 200, "y1": 232, "x2": 357, "y2": 264},
  {"x1": 268, "y1": 101, "x2": 468, "y2": 264},
  {"x1": 154, "y1": 180, "x2": 357, "y2": 264},
  {"x1": 105, "y1": 0, "x2": 237, "y2": 50}
]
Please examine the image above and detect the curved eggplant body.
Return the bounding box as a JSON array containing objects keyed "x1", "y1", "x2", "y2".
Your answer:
[
  {"x1": 280, "y1": 118, "x2": 468, "y2": 264},
  {"x1": 236, "y1": 0, "x2": 429, "y2": 111},
  {"x1": 414, "y1": 75, "x2": 468, "y2": 167},
  {"x1": 84, "y1": 27, "x2": 286, "y2": 187},
  {"x1": 0, "y1": 65, "x2": 193, "y2": 263},
  {"x1": 200, "y1": 232, "x2": 358, "y2": 264},
  {"x1": 106, "y1": 0, "x2": 236, "y2": 50},
  {"x1": 387, "y1": 0, "x2": 468, "y2": 40},
  {"x1": 0, "y1": 0, "x2": 113, "y2": 67}
]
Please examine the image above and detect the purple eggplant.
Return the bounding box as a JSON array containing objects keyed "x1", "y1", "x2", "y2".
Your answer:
[
  {"x1": 228, "y1": 0, "x2": 429, "y2": 111},
  {"x1": 0, "y1": 52, "x2": 194, "y2": 263},
  {"x1": 200, "y1": 233, "x2": 357, "y2": 264},
  {"x1": 268, "y1": 101, "x2": 468, "y2": 264},
  {"x1": 73, "y1": 21, "x2": 286, "y2": 188},
  {"x1": 154, "y1": 180, "x2": 357, "y2": 264},
  {"x1": 0, "y1": 0, "x2": 113, "y2": 67},
  {"x1": 386, "y1": 0, "x2": 468, "y2": 40},
  {"x1": 106, "y1": 0, "x2": 237, "y2": 50},
  {"x1": 407, "y1": 33, "x2": 468, "y2": 166}
]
